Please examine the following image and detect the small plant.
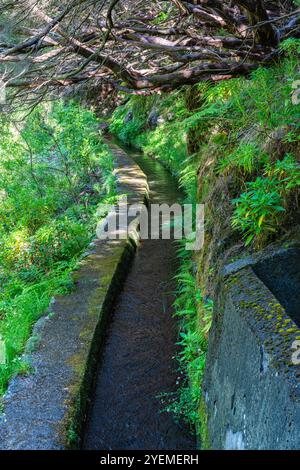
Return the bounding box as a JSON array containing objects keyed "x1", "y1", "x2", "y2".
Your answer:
[
  {"x1": 232, "y1": 154, "x2": 300, "y2": 246},
  {"x1": 218, "y1": 143, "x2": 268, "y2": 175},
  {"x1": 232, "y1": 177, "x2": 285, "y2": 246},
  {"x1": 160, "y1": 241, "x2": 212, "y2": 432}
]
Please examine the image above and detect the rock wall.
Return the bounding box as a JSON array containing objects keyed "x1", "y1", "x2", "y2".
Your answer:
[{"x1": 203, "y1": 246, "x2": 300, "y2": 450}]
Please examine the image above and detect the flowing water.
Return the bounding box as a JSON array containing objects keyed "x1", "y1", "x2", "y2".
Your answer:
[{"x1": 82, "y1": 142, "x2": 195, "y2": 450}]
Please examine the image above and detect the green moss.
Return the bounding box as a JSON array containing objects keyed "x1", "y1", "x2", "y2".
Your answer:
[
  {"x1": 25, "y1": 335, "x2": 41, "y2": 353},
  {"x1": 285, "y1": 327, "x2": 298, "y2": 334},
  {"x1": 61, "y1": 240, "x2": 135, "y2": 449},
  {"x1": 197, "y1": 396, "x2": 211, "y2": 450}
]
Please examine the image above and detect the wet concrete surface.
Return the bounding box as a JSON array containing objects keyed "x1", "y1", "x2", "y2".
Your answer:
[{"x1": 83, "y1": 143, "x2": 195, "y2": 450}]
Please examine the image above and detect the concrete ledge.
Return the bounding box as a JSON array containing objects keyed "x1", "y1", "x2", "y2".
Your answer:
[
  {"x1": 0, "y1": 144, "x2": 149, "y2": 450},
  {"x1": 204, "y1": 251, "x2": 300, "y2": 450}
]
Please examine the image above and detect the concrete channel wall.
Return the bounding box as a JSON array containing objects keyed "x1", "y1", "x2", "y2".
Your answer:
[
  {"x1": 0, "y1": 144, "x2": 149, "y2": 450},
  {"x1": 204, "y1": 246, "x2": 300, "y2": 450}
]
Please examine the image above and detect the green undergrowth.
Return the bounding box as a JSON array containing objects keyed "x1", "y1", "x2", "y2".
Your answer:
[
  {"x1": 159, "y1": 241, "x2": 212, "y2": 436},
  {"x1": 110, "y1": 46, "x2": 300, "y2": 443},
  {"x1": 110, "y1": 44, "x2": 300, "y2": 247},
  {"x1": 0, "y1": 101, "x2": 116, "y2": 395}
]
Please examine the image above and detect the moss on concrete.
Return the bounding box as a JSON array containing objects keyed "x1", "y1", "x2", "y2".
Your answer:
[{"x1": 197, "y1": 396, "x2": 211, "y2": 450}]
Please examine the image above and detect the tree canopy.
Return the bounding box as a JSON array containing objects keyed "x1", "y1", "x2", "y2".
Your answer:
[{"x1": 0, "y1": 0, "x2": 299, "y2": 106}]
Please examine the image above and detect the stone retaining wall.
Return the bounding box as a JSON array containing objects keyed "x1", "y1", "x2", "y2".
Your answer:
[{"x1": 203, "y1": 246, "x2": 300, "y2": 449}]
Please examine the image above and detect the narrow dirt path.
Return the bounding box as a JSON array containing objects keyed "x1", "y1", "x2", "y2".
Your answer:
[{"x1": 83, "y1": 143, "x2": 195, "y2": 450}]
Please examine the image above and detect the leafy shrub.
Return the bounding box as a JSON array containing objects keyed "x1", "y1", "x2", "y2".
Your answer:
[
  {"x1": 218, "y1": 143, "x2": 268, "y2": 175},
  {"x1": 232, "y1": 177, "x2": 285, "y2": 246},
  {"x1": 30, "y1": 219, "x2": 89, "y2": 269},
  {"x1": 160, "y1": 242, "x2": 212, "y2": 431},
  {"x1": 0, "y1": 101, "x2": 116, "y2": 394},
  {"x1": 232, "y1": 154, "x2": 300, "y2": 245}
]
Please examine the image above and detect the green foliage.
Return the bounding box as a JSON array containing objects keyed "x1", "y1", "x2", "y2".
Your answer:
[
  {"x1": 109, "y1": 53, "x2": 300, "y2": 434},
  {"x1": 151, "y1": 11, "x2": 169, "y2": 25},
  {"x1": 280, "y1": 38, "x2": 300, "y2": 54},
  {"x1": 217, "y1": 143, "x2": 268, "y2": 175},
  {"x1": 111, "y1": 54, "x2": 300, "y2": 239},
  {"x1": 160, "y1": 243, "x2": 212, "y2": 431},
  {"x1": 110, "y1": 91, "x2": 197, "y2": 199},
  {"x1": 232, "y1": 154, "x2": 300, "y2": 246},
  {"x1": 109, "y1": 106, "x2": 145, "y2": 145},
  {"x1": 0, "y1": 101, "x2": 116, "y2": 394},
  {"x1": 232, "y1": 177, "x2": 285, "y2": 246},
  {"x1": 116, "y1": 53, "x2": 300, "y2": 246},
  {"x1": 136, "y1": 123, "x2": 187, "y2": 178},
  {"x1": 109, "y1": 95, "x2": 156, "y2": 144}
]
